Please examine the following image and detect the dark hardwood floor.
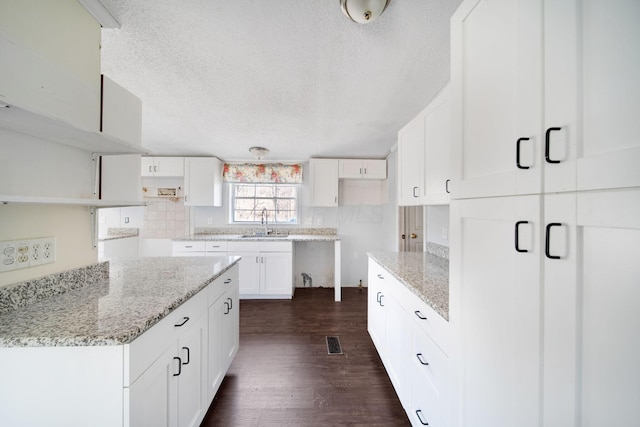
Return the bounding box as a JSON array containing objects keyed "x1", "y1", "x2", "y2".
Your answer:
[{"x1": 200, "y1": 287, "x2": 410, "y2": 426}]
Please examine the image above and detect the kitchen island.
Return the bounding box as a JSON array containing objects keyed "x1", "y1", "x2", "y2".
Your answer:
[{"x1": 0, "y1": 256, "x2": 240, "y2": 427}]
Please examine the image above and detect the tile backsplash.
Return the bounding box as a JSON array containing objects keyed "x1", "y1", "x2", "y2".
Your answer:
[{"x1": 143, "y1": 198, "x2": 190, "y2": 239}]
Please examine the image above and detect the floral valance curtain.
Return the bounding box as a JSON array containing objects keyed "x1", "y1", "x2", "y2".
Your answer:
[{"x1": 222, "y1": 163, "x2": 303, "y2": 184}]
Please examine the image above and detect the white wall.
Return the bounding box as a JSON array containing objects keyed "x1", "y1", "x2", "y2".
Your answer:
[
  {"x1": 425, "y1": 205, "x2": 450, "y2": 247},
  {"x1": 0, "y1": 129, "x2": 98, "y2": 287}
]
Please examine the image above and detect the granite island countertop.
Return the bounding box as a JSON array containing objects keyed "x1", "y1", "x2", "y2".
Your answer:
[
  {"x1": 367, "y1": 252, "x2": 449, "y2": 321},
  {"x1": 0, "y1": 256, "x2": 240, "y2": 348}
]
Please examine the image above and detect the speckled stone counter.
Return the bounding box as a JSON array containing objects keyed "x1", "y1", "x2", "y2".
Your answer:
[
  {"x1": 99, "y1": 227, "x2": 139, "y2": 241},
  {"x1": 368, "y1": 252, "x2": 449, "y2": 321},
  {"x1": 173, "y1": 234, "x2": 340, "y2": 242},
  {"x1": 0, "y1": 256, "x2": 240, "y2": 347}
]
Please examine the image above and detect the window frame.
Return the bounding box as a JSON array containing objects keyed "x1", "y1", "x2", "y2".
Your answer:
[{"x1": 228, "y1": 183, "x2": 299, "y2": 225}]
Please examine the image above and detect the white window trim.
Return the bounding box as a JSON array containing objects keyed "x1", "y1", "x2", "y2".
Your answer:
[{"x1": 228, "y1": 183, "x2": 299, "y2": 225}]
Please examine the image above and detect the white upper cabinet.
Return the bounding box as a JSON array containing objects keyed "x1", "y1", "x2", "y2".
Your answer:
[
  {"x1": 544, "y1": 0, "x2": 640, "y2": 193},
  {"x1": 338, "y1": 159, "x2": 387, "y2": 180},
  {"x1": 309, "y1": 159, "x2": 339, "y2": 207},
  {"x1": 0, "y1": 0, "x2": 101, "y2": 132},
  {"x1": 398, "y1": 84, "x2": 452, "y2": 205},
  {"x1": 423, "y1": 85, "x2": 451, "y2": 205},
  {"x1": 183, "y1": 157, "x2": 222, "y2": 207},
  {"x1": 398, "y1": 113, "x2": 425, "y2": 206},
  {"x1": 451, "y1": 0, "x2": 640, "y2": 199},
  {"x1": 0, "y1": 1, "x2": 147, "y2": 154},
  {"x1": 141, "y1": 157, "x2": 184, "y2": 177},
  {"x1": 450, "y1": 0, "x2": 543, "y2": 199}
]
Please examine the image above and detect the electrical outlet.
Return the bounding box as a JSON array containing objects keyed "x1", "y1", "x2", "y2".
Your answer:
[
  {"x1": 207, "y1": 217, "x2": 213, "y2": 225},
  {"x1": 15, "y1": 241, "x2": 30, "y2": 269},
  {"x1": 41, "y1": 237, "x2": 56, "y2": 265},
  {"x1": 0, "y1": 237, "x2": 56, "y2": 272},
  {"x1": 29, "y1": 240, "x2": 43, "y2": 266},
  {"x1": 0, "y1": 241, "x2": 18, "y2": 272},
  {"x1": 352, "y1": 251, "x2": 358, "y2": 260}
]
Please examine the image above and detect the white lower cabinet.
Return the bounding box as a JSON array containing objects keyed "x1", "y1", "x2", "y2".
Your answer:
[
  {"x1": 207, "y1": 270, "x2": 239, "y2": 402},
  {"x1": 129, "y1": 312, "x2": 207, "y2": 427},
  {"x1": 129, "y1": 344, "x2": 179, "y2": 427},
  {"x1": 449, "y1": 189, "x2": 640, "y2": 427},
  {"x1": 228, "y1": 241, "x2": 293, "y2": 299},
  {"x1": 128, "y1": 264, "x2": 238, "y2": 427},
  {"x1": 368, "y1": 258, "x2": 449, "y2": 426}
]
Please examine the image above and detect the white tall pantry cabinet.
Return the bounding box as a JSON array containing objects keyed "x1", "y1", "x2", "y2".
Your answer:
[{"x1": 449, "y1": 0, "x2": 640, "y2": 426}]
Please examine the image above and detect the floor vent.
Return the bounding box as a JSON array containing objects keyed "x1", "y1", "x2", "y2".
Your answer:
[{"x1": 326, "y1": 336, "x2": 343, "y2": 354}]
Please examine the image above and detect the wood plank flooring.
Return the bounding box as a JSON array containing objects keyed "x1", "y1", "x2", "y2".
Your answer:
[{"x1": 200, "y1": 287, "x2": 410, "y2": 426}]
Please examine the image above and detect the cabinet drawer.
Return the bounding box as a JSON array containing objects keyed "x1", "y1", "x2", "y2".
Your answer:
[
  {"x1": 206, "y1": 241, "x2": 228, "y2": 252},
  {"x1": 394, "y1": 283, "x2": 450, "y2": 355},
  {"x1": 173, "y1": 241, "x2": 206, "y2": 252},
  {"x1": 411, "y1": 371, "x2": 446, "y2": 427},
  {"x1": 207, "y1": 265, "x2": 238, "y2": 306},
  {"x1": 127, "y1": 288, "x2": 207, "y2": 386},
  {"x1": 411, "y1": 321, "x2": 449, "y2": 394}
]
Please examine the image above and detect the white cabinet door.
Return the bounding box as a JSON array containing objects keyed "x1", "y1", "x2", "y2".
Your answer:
[
  {"x1": 422, "y1": 86, "x2": 451, "y2": 205},
  {"x1": 367, "y1": 262, "x2": 387, "y2": 354},
  {"x1": 384, "y1": 290, "x2": 409, "y2": 404},
  {"x1": 221, "y1": 283, "x2": 240, "y2": 370},
  {"x1": 309, "y1": 159, "x2": 339, "y2": 207},
  {"x1": 261, "y1": 252, "x2": 293, "y2": 296},
  {"x1": 363, "y1": 159, "x2": 387, "y2": 179},
  {"x1": 450, "y1": 195, "x2": 542, "y2": 427},
  {"x1": 177, "y1": 314, "x2": 207, "y2": 427},
  {"x1": 544, "y1": 0, "x2": 640, "y2": 193},
  {"x1": 129, "y1": 345, "x2": 179, "y2": 427},
  {"x1": 184, "y1": 157, "x2": 222, "y2": 207},
  {"x1": 398, "y1": 114, "x2": 425, "y2": 206},
  {"x1": 207, "y1": 296, "x2": 224, "y2": 402},
  {"x1": 338, "y1": 159, "x2": 363, "y2": 179},
  {"x1": 543, "y1": 189, "x2": 640, "y2": 427},
  {"x1": 450, "y1": 0, "x2": 543, "y2": 199},
  {"x1": 141, "y1": 157, "x2": 156, "y2": 177},
  {"x1": 230, "y1": 252, "x2": 261, "y2": 295}
]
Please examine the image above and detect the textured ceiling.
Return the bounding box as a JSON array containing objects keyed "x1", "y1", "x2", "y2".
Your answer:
[{"x1": 99, "y1": 0, "x2": 462, "y2": 161}]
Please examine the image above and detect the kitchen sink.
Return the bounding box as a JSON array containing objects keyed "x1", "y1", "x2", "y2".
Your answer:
[{"x1": 240, "y1": 233, "x2": 288, "y2": 238}]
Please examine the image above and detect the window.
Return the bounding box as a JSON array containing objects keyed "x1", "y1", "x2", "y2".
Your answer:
[{"x1": 230, "y1": 183, "x2": 298, "y2": 224}]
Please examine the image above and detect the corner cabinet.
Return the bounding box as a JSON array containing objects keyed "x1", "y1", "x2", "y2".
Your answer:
[
  {"x1": 184, "y1": 157, "x2": 223, "y2": 207},
  {"x1": 398, "y1": 85, "x2": 451, "y2": 206},
  {"x1": 308, "y1": 159, "x2": 339, "y2": 207}
]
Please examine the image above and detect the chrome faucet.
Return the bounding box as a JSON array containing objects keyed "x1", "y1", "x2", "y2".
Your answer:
[{"x1": 261, "y1": 208, "x2": 268, "y2": 235}]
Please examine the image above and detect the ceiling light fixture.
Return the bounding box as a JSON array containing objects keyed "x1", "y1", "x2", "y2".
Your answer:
[
  {"x1": 249, "y1": 146, "x2": 269, "y2": 160},
  {"x1": 340, "y1": 0, "x2": 391, "y2": 24}
]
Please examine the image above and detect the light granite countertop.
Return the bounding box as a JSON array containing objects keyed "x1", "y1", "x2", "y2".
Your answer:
[
  {"x1": 367, "y1": 252, "x2": 449, "y2": 321},
  {"x1": 173, "y1": 234, "x2": 340, "y2": 242},
  {"x1": 0, "y1": 256, "x2": 240, "y2": 347}
]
